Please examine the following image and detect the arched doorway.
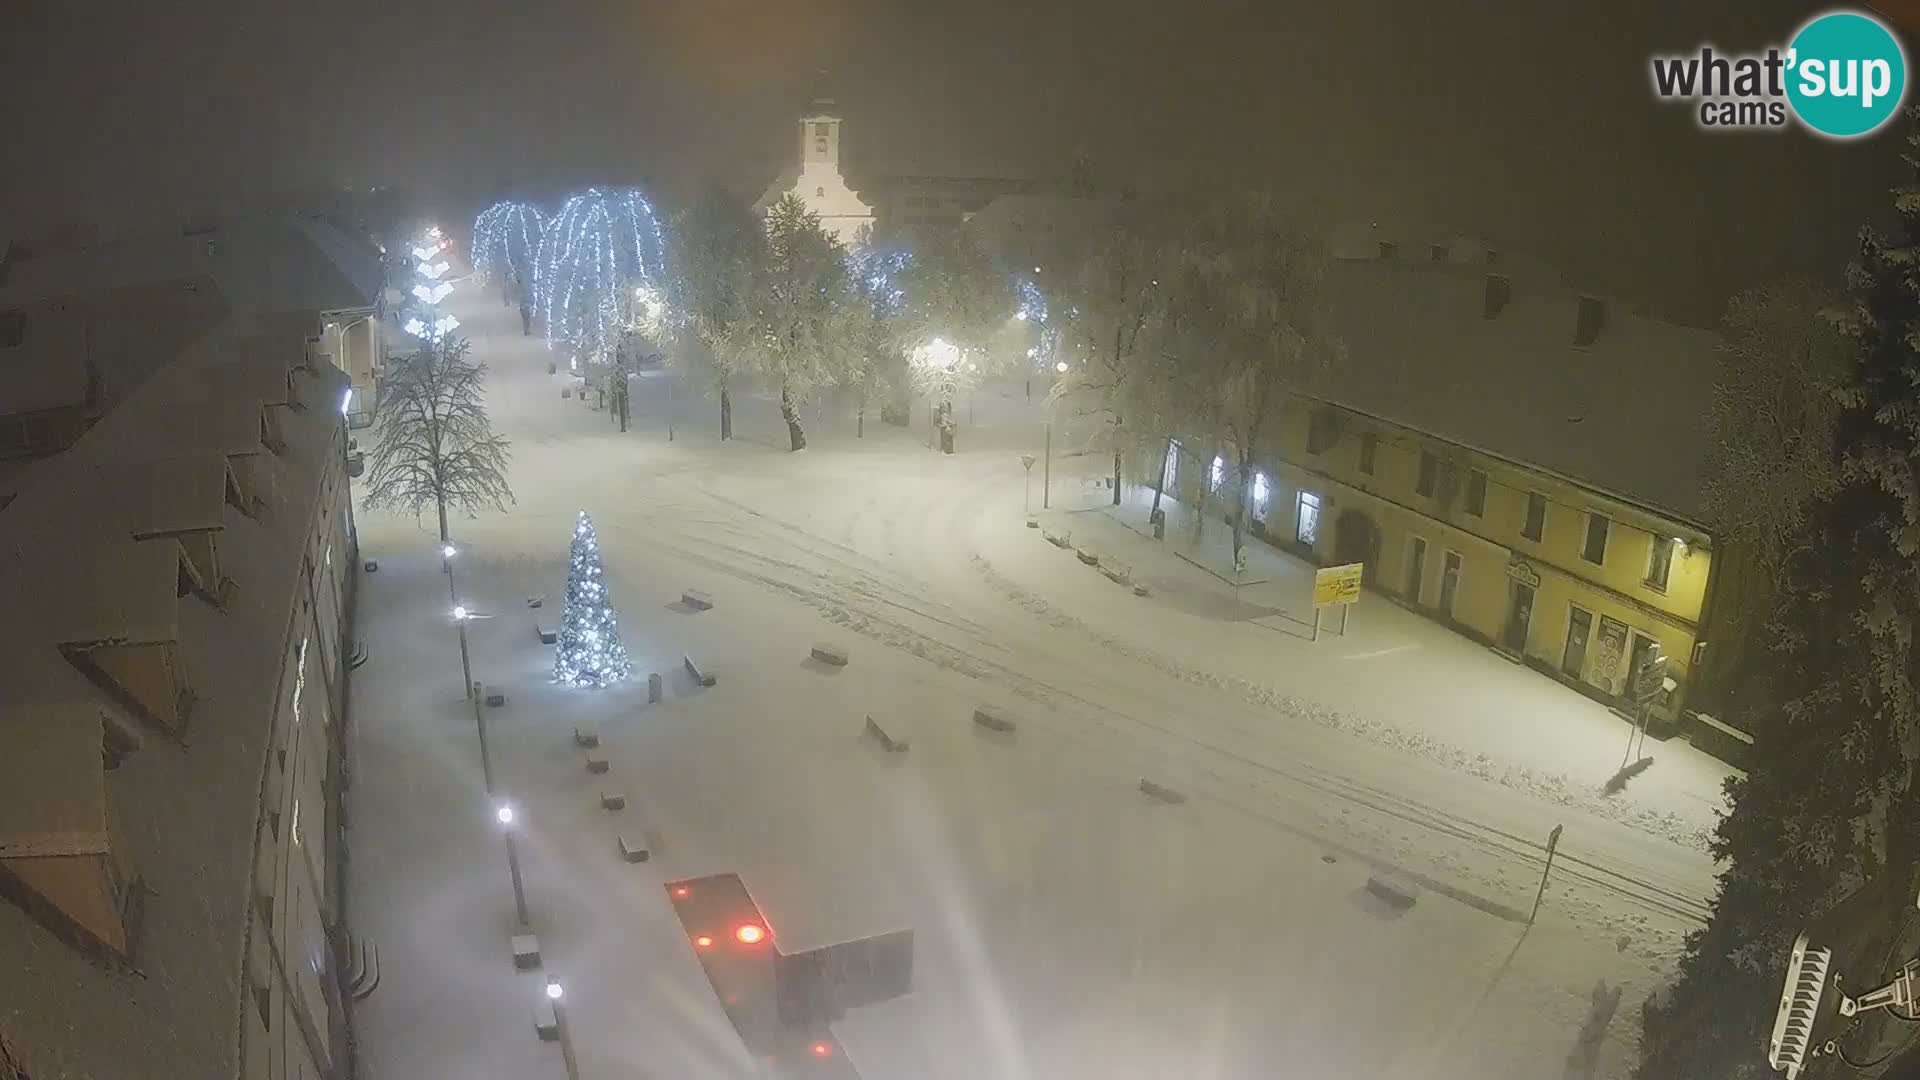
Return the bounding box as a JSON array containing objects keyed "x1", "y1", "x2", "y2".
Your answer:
[{"x1": 1333, "y1": 510, "x2": 1382, "y2": 582}]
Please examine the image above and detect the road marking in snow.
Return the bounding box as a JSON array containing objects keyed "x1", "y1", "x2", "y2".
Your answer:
[{"x1": 1342, "y1": 644, "x2": 1419, "y2": 660}]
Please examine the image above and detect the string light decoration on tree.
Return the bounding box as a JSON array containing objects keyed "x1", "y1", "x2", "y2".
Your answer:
[
  {"x1": 471, "y1": 200, "x2": 546, "y2": 283},
  {"x1": 533, "y1": 187, "x2": 669, "y2": 364},
  {"x1": 1014, "y1": 275, "x2": 1059, "y2": 372},
  {"x1": 552, "y1": 510, "x2": 633, "y2": 689}
]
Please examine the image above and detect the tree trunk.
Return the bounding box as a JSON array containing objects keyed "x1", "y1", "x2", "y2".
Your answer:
[
  {"x1": 1111, "y1": 412, "x2": 1123, "y2": 506},
  {"x1": 781, "y1": 380, "x2": 807, "y2": 451},
  {"x1": 720, "y1": 382, "x2": 733, "y2": 441},
  {"x1": 1151, "y1": 436, "x2": 1172, "y2": 517},
  {"x1": 436, "y1": 485, "x2": 450, "y2": 544},
  {"x1": 1230, "y1": 452, "x2": 1254, "y2": 573},
  {"x1": 857, "y1": 404, "x2": 865, "y2": 438}
]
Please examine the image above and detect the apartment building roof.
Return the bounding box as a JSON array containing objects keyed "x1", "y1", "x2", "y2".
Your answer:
[
  {"x1": 0, "y1": 216, "x2": 383, "y2": 320},
  {"x1": 0, "y1": 223, "x2": 355, "y2": 1077},
  {"x1": 1321, "y1": 255, "x2": 1719, "y2": 525}
]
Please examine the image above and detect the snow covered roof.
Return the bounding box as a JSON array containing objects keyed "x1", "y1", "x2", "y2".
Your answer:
[
  {"x1": 0, "y1": 296, "x2": 346, "y2": 1076},
  {"x1": 0, "y1": 277, "x2": 231, "y2": 417},
  {"x1": 0, "y1": 216, "x2": 383, "y2": 319},
  {"x1": 1319, "y1": 256, "x2": 1719, "y2": 524}
]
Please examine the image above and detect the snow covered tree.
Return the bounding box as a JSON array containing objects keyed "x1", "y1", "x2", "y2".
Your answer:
[
  {"x1": 1164, "y1": 195, "x2": 1340, "y2": 570},
  {"x1": 897, "y1": 225, "x2": 1013, "y2": 452},
  {"x1": 727, "y1": 194, "x2": 860, "y2": 451},
  {"x1": 665, "y1": 182, "x2": 763, "y2": 441},
  {"x1": 848, "y1": 237, "x2": 911, "y2": 438},
  {"x1": 362, "y1": 335, "x2": 514, "y2": 542},
  {"x1": 1693, "y1": 279, "x2": 1848, "y2": 714},
  {"x1": 552, "y1": 511, "x2": 633, "y2": 689},
  {"x1": 1636, "y1": 126, "x2": 1920, "y2": 1080}
]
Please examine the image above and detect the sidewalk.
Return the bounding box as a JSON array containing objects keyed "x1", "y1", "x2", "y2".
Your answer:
[{"x1": 1002, "y1": 477, "x2": 1734, "y2": 843}]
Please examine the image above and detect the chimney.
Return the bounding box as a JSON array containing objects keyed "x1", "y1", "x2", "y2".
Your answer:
[
  {"x1": 1378, "y1": 241, "x2": 1398, "y2": 260},
  {"x1": 1483, "y1": 274, "x2": 1511, "y2": 319},
  {"x1": 1574, "y1": 296, "x2": 1607, "y2": 346}
]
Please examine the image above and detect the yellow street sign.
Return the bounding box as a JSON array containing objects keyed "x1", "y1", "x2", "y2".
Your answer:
[{"x1": 1313, "y1": 562, "x2": 1364, "y2": 607}]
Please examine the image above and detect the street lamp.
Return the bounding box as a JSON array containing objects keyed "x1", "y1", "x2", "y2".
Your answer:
[
  {"x1": 453, "y1": 606, "x2": 475, "y2": 699},
  {"x1": 546, "y1": 979, "x2": 581, "y2": 1080},
  {"x1": 496, "y1": 801, "x2": 530, "y2": 928}
]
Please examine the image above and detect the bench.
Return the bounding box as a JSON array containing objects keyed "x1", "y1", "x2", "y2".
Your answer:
[
  {"x1": 511, "y1": 933, "x2": 541, "y2": 969},
  {"x1": 618, "y1": 833, "x2": 650, "y2": 863},
  {"x1": 1364, "y1": 871, "x2": 1421, "y2": 911},
  {"x1": 572, "y1": 726, "x2": 600, "y2": 749},
  {"x1": 485, "y1": 690, "x2": 506, "y2": 708},
  {"x1": 810, "y1": 642, "x2": 849, "y2": 666},
  {"x1": 1138, "y1": 778, "x2": 1187, "y2": 804},
  {"x1": 684, "y1": 654, "x2": 716, "y2": 687},
  {"x1": 972, "y1": 705, "x2": 1017, "y2": 734},
  {"x1": 865, "y1": 715, "x2": 910, "y2": 753},
  {"x1": 648, "y1": 671, "x2": 663, "y2": 703},
  {"x1": 585, "y1": 752, "x2": 609, "y2": 775},
  {"x1": 534, "y1": 999, "x2": 559, "y2": 1040},
  {"x1": 535, "y1": 623, "x2": 557, "y2": 645},
  {"x1": 681, "y1": 589, "x2": 714, "y2": 611},
  {"x1": 1075, "y1": 548, "x2": 1100, "y2": 566},
  {"x1": 1101, "y1": 566, "x2": 1129, "y2": 585},
  {"x1": 600, "y1": 789, "x2": 627, "y2": 811}
]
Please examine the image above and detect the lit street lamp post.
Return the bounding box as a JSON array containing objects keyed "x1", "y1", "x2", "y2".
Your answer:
[
  {"x1": 497, "y1": 802, "x2": 530, "y2": 928},
  {"x1": 442, "y1": 542, "x2": 459, "y2": 604},
  {"x1": 547, "y1": 980, "x2": 581, "y2": 1080},
  {"x1": 453, "y1": 605, "x2": 474, "y2": 700}
]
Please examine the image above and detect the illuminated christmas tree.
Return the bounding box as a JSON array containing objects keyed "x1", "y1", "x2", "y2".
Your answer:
[{"x1": 552, "y1": 511, "x2": 632, "y2": 688}]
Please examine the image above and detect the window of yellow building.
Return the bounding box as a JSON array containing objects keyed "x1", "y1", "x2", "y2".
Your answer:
[
  {"x1": 1645, "y1": 535, "x2": 1675, "y2": 591},
  {"x1": 1583, "y1": 513, "x2": 1611, "y2": 565},
  {"x1": 1417, "y1": 451, "x2": 1438, "y2": 497},
  {"x1": 1522, "y1": 493, "x2": 1547, "y2": 542},
  {"x1": 1359, "y1": 433, "x2": 1377, "y2": 475},
  {"x1": 1465, "y1": 469, "x2": 1487, "y2": 516}
]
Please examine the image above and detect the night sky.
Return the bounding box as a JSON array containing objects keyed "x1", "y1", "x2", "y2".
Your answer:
[{"x1": 2, "y1": 0, "x2": 1906, "y2": 324}]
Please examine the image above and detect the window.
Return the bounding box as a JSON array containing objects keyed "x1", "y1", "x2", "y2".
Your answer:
[
  {"x1": 1252, "y1": 472, "x2": 1270, "y2": 509},
  {"x1": 1583, "y1": 512, "x2": 1610, "y2": 565},
  {"x1": 1465, "y1": 469, "x2": 1488, "y2": 516},
  {"x1": 815, "y1": 122, "x2": 830, "y2": 136},
  {"x1": 1307, "y1": 411, "x2": 1336, "y2": 454},
  {"x1": 1295, "y1": 491, "x2": 1321, "y2": 546},
  {"x1": 1416, "y1": 451, "x2": 1438, "y2": 497},
  {"x1": 1359, "y1": 433, "x2": 1377, "y2": 475},
  {"x1": 1210, "y1": 455, "x2": 1225, "y2": 493},
  {"x1": 1522, "y1": 493, "x2": 1546, "y2": 542},
  {"x1": 0, "y1": 310, "x2": 23, "y2": 348},
  {"x1": 1645, "y1": 535, "x2": 1675, "y2": 591},
  {"x1": 816, "y1": 187, "x2": 825, "y2": 198},
  {"x1": 1163, "y1": 442, "x2": 1180, "y2": 491},
  {"x1": 815, "y1": 138, "x2": 828, "y2": 155}
]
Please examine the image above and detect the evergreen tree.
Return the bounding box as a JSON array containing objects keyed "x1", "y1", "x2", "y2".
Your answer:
[
  {"x1": 552, "y1": 511, "x2": 632, "y2": 689},
  {"x1": 1637, "y1": 124, "x2": 1920, "y2": 1080}
]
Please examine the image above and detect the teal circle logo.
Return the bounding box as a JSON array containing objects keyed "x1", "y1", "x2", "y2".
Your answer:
[{"x1": 1787, "y1": 11, "x2": 1907, "y2": 138}]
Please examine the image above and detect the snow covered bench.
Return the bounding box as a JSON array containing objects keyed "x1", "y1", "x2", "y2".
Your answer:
[
  {"x1": 1074, "y1": 548, "x2": 1101, "y2": 566},
  {"x1": 810, "y1": 642, "x2": 849, "y2": 666},
  {"x1": 584, "y1": 751, "x2": 609, "y2": 775},
  {"x1": 533, "y1": 998, "x2": 559, "y2": 1040},
  {"x1": 1138, "y1": 778, "x2": 1186, "y2": 804},
  {"x1": 1364, "y1": 871, "x2": 1421, "y2": 911},
  {"x1": 683, "y1": 654, "x2": 716, "y2": 687},
  {"x1": 535, "y1": 622, "x2": 556, "y2": 645},
  {"x1": 865, "y1": 716, "x2": 910, "y2": 753},
  {"x1": 681, "y1": 589, "x2": 714, "y2": 611},
  {"x1": 600, "y1": 789, "x2": 627, "y2": 811},
  {"x1": 618, "y1": 833, "x2": 650, "y2": 863},
  {"x1": 511, "y1": 933, "x2": 541, "y2": 969},
  {"x1": 572, "y1": 725, "x2": 599, "y2": 748},
  {"x1": 972, "y1": 705, "x2": 1017, "y2": 735}
]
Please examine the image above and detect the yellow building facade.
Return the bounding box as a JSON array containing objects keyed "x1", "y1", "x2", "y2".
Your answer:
[{"x1": 1169, "y1": 245, "x2": 1725, "y2": 731}]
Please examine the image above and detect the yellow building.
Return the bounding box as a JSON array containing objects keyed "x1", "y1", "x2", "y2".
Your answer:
[{"x1": 1176, "y1": 240, "x2": 1725, "y2": 734}]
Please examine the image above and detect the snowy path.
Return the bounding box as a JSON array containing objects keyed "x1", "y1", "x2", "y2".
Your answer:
[{"x1": 346, "y1": 286, "x2": 1731, "y2": 1079}]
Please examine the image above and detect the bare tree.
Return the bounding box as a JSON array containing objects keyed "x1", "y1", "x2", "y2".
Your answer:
[
  {"x1": 1050, "y1": 205, "x2": 1172, "y2": 503},
  {"x1": 362, "y1": 335, "x2": 514, "y2": 542},
  {"x1": 1168, "y1": 195, "x2": 1341, "y2": 570}
]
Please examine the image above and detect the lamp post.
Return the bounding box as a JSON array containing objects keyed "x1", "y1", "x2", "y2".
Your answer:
[
  {"x1": 547, "y1": 979, "x2": 581, "y2": 1080},
  {"x1": 442, "y1": 542, "x2": 459, "y2": 604},
  {"x1": 453, "y1": 605, "x2": 474, "y2": 700},
  {"x1": 1045, "y1": 361, "x2": 1067, "y2": 510},
  {"x1": 497, "y1": 802, "x2": 530, "y2": 928}
]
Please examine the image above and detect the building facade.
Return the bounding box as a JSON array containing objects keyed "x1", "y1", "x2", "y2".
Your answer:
[
  {"x1": 758, "y1": 96, "x2": 875, "y2": 243},
  {"x1": 0, "y1": 219, "x2": 376, "y2": 1079},
  {"x1": 1159, "y1": 243, "x2": 1723, "y2": 735}
]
